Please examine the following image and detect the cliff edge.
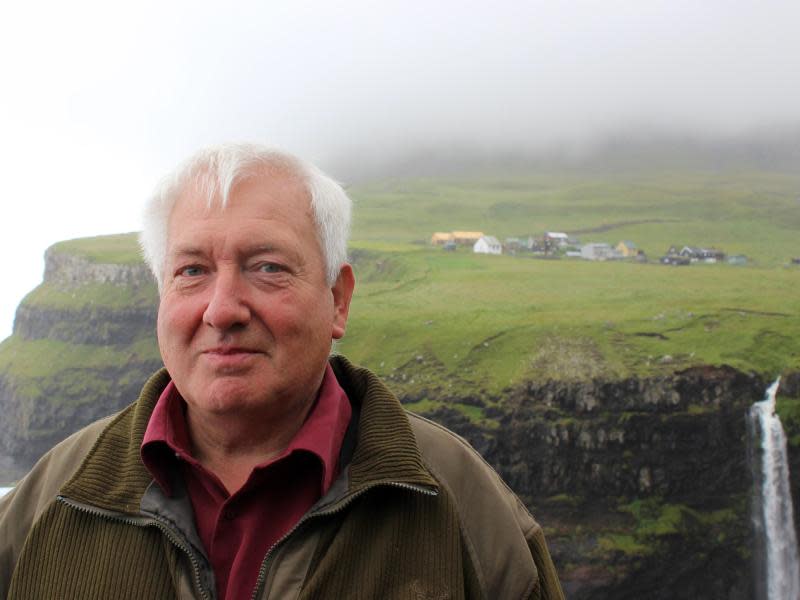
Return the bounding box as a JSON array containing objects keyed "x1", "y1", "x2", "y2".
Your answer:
[{"x1": 0, "y1": 234, "x2": 161, "y2": 471}]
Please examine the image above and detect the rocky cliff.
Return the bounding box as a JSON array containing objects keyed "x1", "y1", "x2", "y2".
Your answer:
[
  {"x1": 419, "y1": 367, "x2": 767, "y2": 599},
  {"x1": 0, "y1": 235, "x2": 161, "y2": 472},
  {"x1": 0, "y1": 234, "x2": 794, "y2": 599}
]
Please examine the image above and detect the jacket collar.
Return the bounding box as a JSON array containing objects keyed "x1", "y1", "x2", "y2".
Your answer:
[{"x1": 60, "y1": 356, "x2": 437, "y2": 513}]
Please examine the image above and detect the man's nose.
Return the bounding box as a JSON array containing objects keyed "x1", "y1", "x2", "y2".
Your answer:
[{"x1": 202, "y1": 270, "x2": 251, "y2": 330}]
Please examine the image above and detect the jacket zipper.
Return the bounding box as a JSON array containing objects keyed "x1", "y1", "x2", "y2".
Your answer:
[
  {"x1": 56, "y1": 495, "x2": 212, "y2": 600},
  {"x1": 250, "y1": 481, "x2": 437, "y2": 600}
]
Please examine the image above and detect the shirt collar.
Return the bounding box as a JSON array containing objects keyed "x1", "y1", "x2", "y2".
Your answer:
[{"x1": 141, "y1": 363, "x2": 352, "y2": 496}]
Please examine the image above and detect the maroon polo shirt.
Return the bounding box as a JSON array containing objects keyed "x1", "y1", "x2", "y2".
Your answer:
[{"x1": 141, "y1": 365, "x2": 352, "y2": 600}]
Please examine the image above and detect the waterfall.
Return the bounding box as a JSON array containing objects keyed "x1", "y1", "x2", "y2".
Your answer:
[{"x1": 750, "y1": 378, "x2": 800, "y2": 600}]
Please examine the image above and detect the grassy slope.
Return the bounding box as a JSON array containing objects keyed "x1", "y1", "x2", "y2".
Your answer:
[
  {"x1": 22, "y1": 281, "x2": 158, "y2": 310},
  {"x1": 0, "y1": 232, "x2": 159, "y2": 393},
  {"x1": 49, "y1": 232, "x2": 143, "y2": 265},
  {"x1": 0, "y1": 336, "x2": 159, "y2": 379},
  {"x1": 338, "y1": 246, "x2": 800, "y2": 394},
  {"x1": 351, "y1": 170, "x2": 800, "y2": 263},
  {"x1": 24, "y1": 231, "x2": 157, "y2": 310},
  {"x1": 338, "y1": 169, "x2": 800, "y2": 393}
]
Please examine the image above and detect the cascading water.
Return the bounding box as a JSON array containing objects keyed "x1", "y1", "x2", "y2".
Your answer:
[{"x1": 750, "y1": 378, "x2": 800, "y2": 600}]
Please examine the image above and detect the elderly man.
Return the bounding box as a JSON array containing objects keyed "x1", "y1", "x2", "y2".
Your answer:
[{"x1": 0, "y1": 144, "x2": 563, "y2": 599}]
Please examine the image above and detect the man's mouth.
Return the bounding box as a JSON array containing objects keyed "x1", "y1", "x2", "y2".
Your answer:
[
  {"x1": 201, "y1": 347, "x2": 262, "y2": 369},
  {"x1": 203, "y1": 346, "x2": 258, "y2": 355}
]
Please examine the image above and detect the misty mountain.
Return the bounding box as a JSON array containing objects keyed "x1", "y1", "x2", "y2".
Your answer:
[{"x1": 334, "y1": 127, "x2": 800, "y2": 183}]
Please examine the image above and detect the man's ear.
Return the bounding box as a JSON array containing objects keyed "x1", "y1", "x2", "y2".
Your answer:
[{"x1": 331, "y1": 264, "x2": 355, "y2": 340}]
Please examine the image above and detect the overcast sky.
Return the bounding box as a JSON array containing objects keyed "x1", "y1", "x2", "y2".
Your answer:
[{"x1": 1, "y1": 0, "x2": 799, "y2": 339}]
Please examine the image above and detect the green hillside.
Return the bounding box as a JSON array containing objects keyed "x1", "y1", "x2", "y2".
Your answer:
[
  {"x1": 339, "y1": 246, "x2": 800, "y2": 395},
  {"x1": 351, "y1": 170, "x2": 800, "y2": 264},
  {"x1": 338, "y1": 169, "x2": 800, "y2": 395},
  {"x1": 49, "y1": 232, "x2": 145, "y2": 265}
]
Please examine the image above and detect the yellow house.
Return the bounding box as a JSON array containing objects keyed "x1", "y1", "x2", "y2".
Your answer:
[
  {"x1": 616, "y1": 240, "x2": 639, "y2": 257},
  {"x1": 451, "y1": 231, "x2": 483, "y2": 246},
  {"x1": 430, "y1": 232, "x2": 454, "y2": 245}
]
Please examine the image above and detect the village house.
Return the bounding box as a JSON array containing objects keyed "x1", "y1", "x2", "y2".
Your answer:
[
  {"x1": 431, "y1": 231, "x2": 484, "y2": 247},
  {"x1": 616, "y1": 240, "x2": 639, "y2": 257},
  {"x1": 581, "y1": 243, "x2": 618, "y2": 261},
  {"x1": 703, "y1": 248, "x2": 726, "y2": 262},
  {"x1": 679, "y1": 246, "x2": 725, "y2": 263},
  {"x1": 473, "y1": 235, "x2": 502, "y2": 255},
  {"x1": 663, "y1": 245, "x2": 726, "y2": 264},
  {"x1": 678, "y1": 246, "x2": 702, "y2": 260},
  {"x1": 452, "y1": 231, "x2": 484, "y2": 246},
  {"x1": 545, "y1": 232, "x2": 569, "y2": 247},
  {"x1": 526, "y1": 236, "x2": 545, "y2": 253},
  {"x1": 504, "y1": 237, "x2": 523, "y2": 254},
  {"x1": 430, "y1": 232, "x2": 454, "y2": 246}
]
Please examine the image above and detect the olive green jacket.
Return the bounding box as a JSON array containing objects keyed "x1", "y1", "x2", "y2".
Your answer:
[{"x1": 0, "y1": 357, "x2": 563, "y2": 599}]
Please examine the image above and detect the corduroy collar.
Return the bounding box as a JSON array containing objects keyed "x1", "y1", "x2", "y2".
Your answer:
[{"x1": 59, "y1": 356, "x2": 437, "y2": 514}]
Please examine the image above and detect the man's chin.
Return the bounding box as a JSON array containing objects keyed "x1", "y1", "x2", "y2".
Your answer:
[
  {"x1": 183, "y1": 367, "x2": 261, "y2": 400},
  {"x1": 192, "y1": 382, "x2": 271, "y2": 416}
]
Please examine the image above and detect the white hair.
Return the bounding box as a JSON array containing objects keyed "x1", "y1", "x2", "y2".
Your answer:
[{"x1": 139, "y1": 143, "x2": 351, "y2": 290}]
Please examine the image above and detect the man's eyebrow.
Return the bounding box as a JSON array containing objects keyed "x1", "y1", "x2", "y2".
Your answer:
[
  {"x1": 168, "y1": 243, "x2": 301, "y2": 263},
  {"x1": 244, "y1": 244, "x2": 280, "y2": 255},
  {"x1": 170, "y1": 244, "x2": 280, "y2": 257},
  {"x1": 169, "y1": 246, "x2": 206, "y2": 259}
]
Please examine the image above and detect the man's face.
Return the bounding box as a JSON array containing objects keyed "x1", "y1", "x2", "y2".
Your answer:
[{"x1": 156, "y1": 170, "x2": 354, "y2": 422}]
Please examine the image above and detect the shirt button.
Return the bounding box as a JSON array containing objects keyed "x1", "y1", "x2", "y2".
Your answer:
[{"x1": 222, "y1": 508, "x2": 237, "y2": 521}]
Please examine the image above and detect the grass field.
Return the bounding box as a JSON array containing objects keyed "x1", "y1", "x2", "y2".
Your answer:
[
  {"x1": 338, "y1": 245, "x2": 800, "y2": 394},
  {"x1": 337, "y1": 169, "x2": 800, "y2": 394},
  {"x1": 22, "y1": 280, "x2": 158, "y2": 310},
  {"x1": 50, "y1": 232, "x2": 144, "y2": 265},
  {"x1": 351, "y1": 170, "x2": 800, "y2": 264}
]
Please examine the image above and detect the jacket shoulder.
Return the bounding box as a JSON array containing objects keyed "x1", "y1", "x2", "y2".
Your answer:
[
  {"x1": 0, "y1": 414, "x2": 116, "y2": 597},
  {"x1": 406, "y1": 411, "x2": 532, "y2": 517},
  {"x1": 1, "y1": 413, "x2": 116, "y2": 511},
  {"x1": 407, "y1": 412, "x2": 546, "y2": 599},
  {"x1": 407, "y1": 413, "x2": 564, "y2": 600}
]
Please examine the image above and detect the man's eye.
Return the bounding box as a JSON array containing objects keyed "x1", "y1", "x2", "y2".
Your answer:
[
  {"x1": 180, "y1": 266, "x2": 204, "y2": 277},
  {"x1": 258, "y1": 263, "x2": 283, "y2": 273}
]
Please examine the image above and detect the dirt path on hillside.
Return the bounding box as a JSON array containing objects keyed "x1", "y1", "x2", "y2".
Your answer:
[{"x1": 568, "y1": 218, "x2": 682, "y2": 235}]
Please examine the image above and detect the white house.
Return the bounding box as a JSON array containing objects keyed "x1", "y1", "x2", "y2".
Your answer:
[
  {"x1": 545, "y1": 232, "x2": 569, "y2": 247},
  {"x1": 473, "y1": 235, "x2": 502, "y2": 255},
  {"x1": 581, "y1": 243, "x2": 617, "y2": 261}
]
